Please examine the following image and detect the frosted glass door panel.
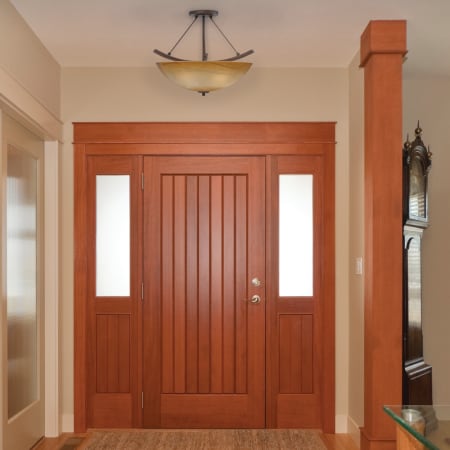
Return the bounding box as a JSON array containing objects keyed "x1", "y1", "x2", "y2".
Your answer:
[
  {"x1": 7, "y1": 146, "x2": 38, "y2": 419},
  {"x1": 96, "y1": 175, "x2": 130, "y2": 297},
  {"x1": 279, "y1": 175, "x2": 313, "y2": 297}
]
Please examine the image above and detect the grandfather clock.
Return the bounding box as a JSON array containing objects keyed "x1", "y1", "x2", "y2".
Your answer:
[{"x1": 402, "y1": 123, "x2": 433, "y2": 405}]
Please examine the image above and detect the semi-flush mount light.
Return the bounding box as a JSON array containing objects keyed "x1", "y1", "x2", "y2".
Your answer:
[{"x1": 154, "y1": 10, "x2": 254, "y2": 96}]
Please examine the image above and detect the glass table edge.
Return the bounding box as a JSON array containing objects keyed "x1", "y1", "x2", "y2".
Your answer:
[{"x1": 383, "y1": 406, "x2": 440, "y2": 450}]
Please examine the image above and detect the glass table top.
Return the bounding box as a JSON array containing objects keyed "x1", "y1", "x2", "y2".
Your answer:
[{"x1": 384, "y1": 405, "x2": 450, "y2": 449}]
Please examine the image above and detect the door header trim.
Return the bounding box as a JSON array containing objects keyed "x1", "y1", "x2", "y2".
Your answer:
[{"x1": 73, "y1": 122, "x2": 335, "y2": 145}]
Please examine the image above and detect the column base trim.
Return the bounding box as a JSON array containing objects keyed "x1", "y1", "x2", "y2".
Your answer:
[{"x1": 360, "y1": 427, "x2": 396, "y2": 450}]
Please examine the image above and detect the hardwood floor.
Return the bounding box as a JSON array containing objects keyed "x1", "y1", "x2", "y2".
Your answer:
[
  {"x1": 321, "y1": 433, "x2": 360, "y2": 450},
  {"x1": 34, "y1": 431, "x2": 360, "y2": 450},
  {"x1": 33, "y1": 434, "x2": 87, "y2": 450}
]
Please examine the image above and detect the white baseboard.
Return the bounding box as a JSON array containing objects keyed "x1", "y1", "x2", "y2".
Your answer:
[
  {"x1": 335, "y1": 414, "x2": 348, "y2": 433},
  {"x1": 61, "y1": 413, "x2": 74, "y2": 433},
  {"x1": 433, "y1": 405, "x2": 450, "y2": 418},
  {"x1": 347, "y1": 415, "x2": 361, "y2": 448},
  {"x1": 334, "y1": 414, "x2": 361, "y2": 448}
]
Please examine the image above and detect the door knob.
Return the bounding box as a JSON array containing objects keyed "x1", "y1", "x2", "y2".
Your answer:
[
  {"x1": 250, "y1": 294, "x2": 261, "y2": 304},
  {"x1": 251, "y1": 277, "x2": 261, "y2": 287}
]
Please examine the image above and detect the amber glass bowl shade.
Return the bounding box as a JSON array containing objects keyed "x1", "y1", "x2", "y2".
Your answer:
[{"x1": 157, "y1": 61, "x2": 252, "y2": 94}]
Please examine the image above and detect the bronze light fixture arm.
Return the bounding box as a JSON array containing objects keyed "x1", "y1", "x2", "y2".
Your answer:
[
  {"x1": 153, "y1": 9, "x2": 254, "y2": 63},
  {"x1": 153, "y1": 49, "x2": 187, "y2": 62},
  {"x1": 153, "y1": 48, "x2": 254, "y2": 63}
]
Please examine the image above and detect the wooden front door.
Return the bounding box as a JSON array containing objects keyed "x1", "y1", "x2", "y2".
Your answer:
[
  {"x1": 74, "y1": 122, "x2": 335, "y2": 433},
  {"x1": 143, "y1": 156, "x2": 266, "y2": 428}
]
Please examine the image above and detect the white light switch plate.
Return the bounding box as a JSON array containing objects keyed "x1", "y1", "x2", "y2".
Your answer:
[{"x1": 355, "y1": 257, "x2": 363, "y2": 275}]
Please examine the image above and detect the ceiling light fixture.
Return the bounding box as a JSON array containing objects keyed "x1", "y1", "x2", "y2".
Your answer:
[{"x1": 154, "y1": 10, "x2": 254, "y2": 96}]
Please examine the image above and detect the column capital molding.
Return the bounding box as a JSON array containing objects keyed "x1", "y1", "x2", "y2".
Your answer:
[{"x1": 360, "y1": 20, "x2": 407, "y2": 67}]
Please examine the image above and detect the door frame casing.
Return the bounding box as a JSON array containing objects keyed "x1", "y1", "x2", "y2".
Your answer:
[{"x1": 73, "y1": 122, "x2": 335, "y2": 432}]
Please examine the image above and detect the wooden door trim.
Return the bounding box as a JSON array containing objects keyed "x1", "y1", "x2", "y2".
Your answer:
[
  {"x1": 82, "y1": 142, "x2": 330, "y2": 156},
  {"x1": 73, "y1": 122, "x2": 335, "y2": 144},
  {"x1": 323, "y1": 141, "x2": 336, "y2": 433},
  {"x1": 74, "y1": 143, "x2": 88, "y2": 432},
  {"x1": 73, "y1": 122, "x2": 335, "y2": 432}
]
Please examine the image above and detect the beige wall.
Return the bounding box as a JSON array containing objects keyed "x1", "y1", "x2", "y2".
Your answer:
[
  {"x1": 0, "y1": 1, "x2": 62, "y2": 447},
  {"x1": 403, "y1": 76, "x2": 450, "y2": 405},
  {"x1": 61, "y1": 66, "x2": 351, "y2": 431},
  {"x1": 348, "y1": 52, "x2": 364, "y2": 440},
  {"x1": 0, "y1": 0, "x2": 60, "y2": 118}
]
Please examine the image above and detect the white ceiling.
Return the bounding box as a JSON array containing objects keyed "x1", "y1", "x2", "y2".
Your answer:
[{"x1": 9, "y1": 0, "x2": 450, "y2": 76}]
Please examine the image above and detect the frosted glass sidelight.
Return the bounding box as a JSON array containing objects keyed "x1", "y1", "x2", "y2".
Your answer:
[
  {"x1": 96, "y1": 175, "x2": 130, "y2": 297},
  {"x1": 7, "y1": 147, "x2": 38, "y2": 418},
  {"x1": 279, "y1": 175, "x2": 313, "y2": 297}
]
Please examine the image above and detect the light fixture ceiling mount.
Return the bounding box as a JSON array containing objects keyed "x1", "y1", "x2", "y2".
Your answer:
[{"x1": 154, "y1": 9, "x2": 254, "y2": 95}]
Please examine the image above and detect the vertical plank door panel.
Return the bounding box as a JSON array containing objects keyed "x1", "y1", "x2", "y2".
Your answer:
[
  {"x1": 198, "y1": 175, "x2": 211, "y2": 394},
  {"x1": 173, "y1": 176, "x2": 187, "y2": 394},
  {"x1": 210, "y1": 176, "x2": 224, "y2": 394},
  {"x1": 161, "y1": 176, "x2": 174, "y2": 394},
  {"x1": 185, "y1": 176, "x2": 199, "y2": 393},
  {"x1": 235, "y1": 175, "x2": 249, "y2": 395},
  {"x1": 223, "y1": 176, "x2": 236, "y2": 394}
]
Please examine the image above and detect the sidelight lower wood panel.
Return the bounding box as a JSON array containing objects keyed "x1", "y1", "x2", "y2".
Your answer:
[
  {"x1": 277, "y1": 394, "x2": 321, "y2": 428},
  {"x1": 90, "y1": 393, "x2": 133, "y2": 428},
  {"x1": 96, "y1": 314, "x2": 131, "y2": 394},
  {"x1": 279, "y1": 314, "x2": 314, "y2": 394}
]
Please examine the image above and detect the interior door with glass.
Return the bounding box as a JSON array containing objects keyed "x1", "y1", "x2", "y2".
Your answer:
[
  {"x1": 143, "y1": 156, "x2": 266, "y2": 428},
  {"x1": 1, "y1": 114, "x2": 45, "y2": 450}
]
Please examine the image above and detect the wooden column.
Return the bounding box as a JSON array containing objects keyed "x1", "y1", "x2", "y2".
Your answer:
[{"x1": 360, "y1": 21, "x2": 407, "y2": 450}]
